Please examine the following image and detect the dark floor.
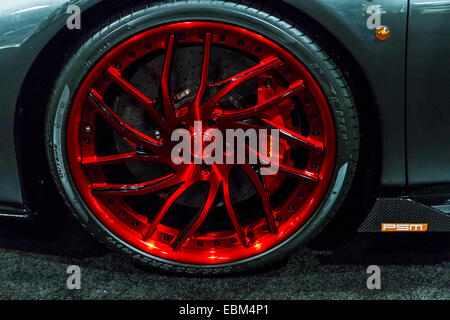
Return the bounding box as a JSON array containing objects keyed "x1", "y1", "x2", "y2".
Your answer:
[{"x1": 0, "y1": 212, "x2": 448, "y2": 300}]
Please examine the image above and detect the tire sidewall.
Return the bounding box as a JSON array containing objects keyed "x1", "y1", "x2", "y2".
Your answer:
[{"x1": 46, "y1": 1, "x2": 358, "y2": 274}]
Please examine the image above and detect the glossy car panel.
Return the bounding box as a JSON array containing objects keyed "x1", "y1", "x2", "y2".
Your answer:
[
  {"x1": 285, "y1": 0, "x2": 409, "y2": 187},
  {"x1": 407, "y1": 0, "x2": 450, "y2": 185}
]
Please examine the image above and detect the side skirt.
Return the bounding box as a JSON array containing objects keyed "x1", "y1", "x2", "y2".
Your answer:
[
  {"x1": 0, "y1": 203, "x2": 34, "y2": 220},
  {"x1": 358, "y1": 198, "x2": 450, "y2": 232}
]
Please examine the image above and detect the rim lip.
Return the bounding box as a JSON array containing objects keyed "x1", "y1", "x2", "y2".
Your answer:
[{"x1": 66, "y1": 21, "x2": 336, "y2": 265}]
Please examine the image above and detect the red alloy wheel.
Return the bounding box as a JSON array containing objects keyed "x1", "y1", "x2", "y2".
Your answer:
[{"x1": 66, "y1": 22, "x2": 336, "y2": 265}]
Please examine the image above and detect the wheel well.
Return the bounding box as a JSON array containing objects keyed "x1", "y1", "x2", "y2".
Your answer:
[{"x1": 15, "y1": 0, "x2": 381, "y2": 225}]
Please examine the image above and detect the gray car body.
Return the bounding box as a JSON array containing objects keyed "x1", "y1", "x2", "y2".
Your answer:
[{"x1": 0, "y1": 0, "x2": 449, "y2": 214}]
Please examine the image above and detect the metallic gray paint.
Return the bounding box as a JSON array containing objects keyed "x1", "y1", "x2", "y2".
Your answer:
[
  {"x1": 284, "y1": 0, "x2": 409, "y2": 187},
  {"x1": 0, "y1": 0, "x2": 98, "y2": 205},
  {"x1": 407, "y1": 0, "x2": 450, "y2": 185}
]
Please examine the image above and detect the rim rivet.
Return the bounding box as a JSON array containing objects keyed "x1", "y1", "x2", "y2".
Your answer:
[
  {"x1": 230, "y1": 238, "x2": 237, "y2": 243},
  {"x1": 214, "y1": 241, "x2": 220, "y2": 246},
  {"x1": 119, "y1": 210, "x2": 126, "y2": 216},
  {"x1": 288, "y1": 205, "x2": 295, "y2": 211},
  {"x1": 238, "y1": 40, "x2": 244, "y2": 46},
  {"x1": 276, "y1": 216, "x2": 282, "y2": 222},
  {"x1": 219, "y1": 35, "x2": 226, "y2": 41},
  {"x1": 298, "y1": 192, "x2": 304, "y2": 198},
  {"x1": 145, "y1": 43, "x2": 152, "y2": 50},
  {"x1": 129, "y1": 52, "x2": 136, "y2": 58},
  {"x1": 115, "y1": 63, "x2": 121, "y2": 69},
  {"x1": 197, "y1": 241, "x2": 203, "y2": 247},
  {"x1": 255, "y1": 47, "x2": 262, "y2": 54},
  {"x1": 107, "y1": 198, "x2": 114, "y2": 204},
  {"x1": 179, "y1": 33, "x2": 186, "y2": 40}
]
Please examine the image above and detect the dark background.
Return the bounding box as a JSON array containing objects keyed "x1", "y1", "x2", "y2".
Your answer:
[{"x1": 0, "y1": 210, "x2": 448, "y2": 300}]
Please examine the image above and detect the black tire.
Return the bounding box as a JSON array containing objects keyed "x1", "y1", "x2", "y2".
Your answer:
[{"x1": 45, "y1": 0, "x2": 359, "y2": 275}]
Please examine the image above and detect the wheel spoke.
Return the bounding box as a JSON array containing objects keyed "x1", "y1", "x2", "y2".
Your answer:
[
  {"x1": 89, "y1": 90, "x2": 161, "y2": 154},
  {"x1": 161, "y1": 34, "x2": 176, "y2": 123},
  {"x1": 142, "y1": 181, "x2": 193, "y2": 241},
  {"x1": 216, "y1": 80, "x2": 305, "y2": 121},
  {"x1": 242, "y1": 163, "x2": 277, "y2": 234},
  {"x1": 82, "y1": 152, "x2": 164, "y2": 167},
  {"x1": 171, "y1": 180, "x2": 221, "y2": 250},
  {"x1": 201, "y1": 56, "x2": 283, "y2": 117},
  {"x1": 261, "y1": 118, "x2": 324, "y2": 152},
  {"x1": 223, "y1": 178, "x2": 248, "y2": 247},
  {"x1": 106, "y1": 67, "x2": 165, "y2": 129},
  {"x1": 91, "y1": 173, "x2": 179, "y2": 196},
  {"x1": 278, "y1": 163, "x2": 319, "y2": 182},
  {"x1": 192, "y1": 33, "x2": 212, "y2": 119},
  {"x1": 247, "y1": 145, "x2": 320, "y2": 182}
]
